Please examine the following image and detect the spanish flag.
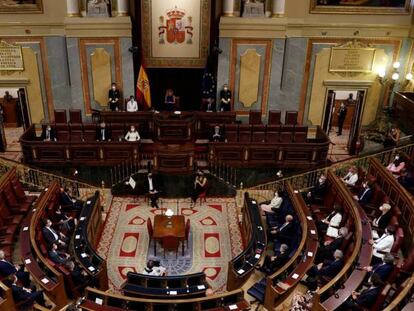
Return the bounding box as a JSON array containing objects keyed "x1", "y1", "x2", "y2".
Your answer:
[{"x1": 136, "y1": 64, "x2": 151, "y2": 109}]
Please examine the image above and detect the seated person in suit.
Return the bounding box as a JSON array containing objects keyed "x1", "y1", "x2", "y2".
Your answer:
[
  {"x1": 316, "y1": 227, "x2": 348, "y2": 264},
  {"x1": 59, "y1": 187, "x2": 82, "y2": 210},
  {"x1": 96, "y1": 121, "x2": 111, "y2": 141},
  {"x1": 204, "y1": 97, "x2": 215, "y2": 112},
  {"x1": 125, "y1": 125, "x2": 141, "y2": 142},
  {"x1": 53, "y1": 205, "x2": 77, "y2": 234},
  {"x1": 398, "y1": 168, "x2": 414, "y2": 189},
  {"x1": 6, "y1": 275, "x2": 50, "y2": 308},
  {"x1": 372, "y1": 203, "x2": 392, "y2": 239},
  {"x1": 340, "y1": 273, "x2": 384, "y2": 311},
  {"x1": 386, "y1": 155, "x2": 405, "y2": 179},
  {"x1": 341, "y1": 166, "x2": 358, "y2": 186},
  {"x1": 0, "y1": 250, "x2": 30, "y2": 288},
  {"x1": 305, "y1": 174, "x2": 327, "y2": 205},
  {"x1": 126, "y1": 95, "x2": 138, "y2": 112},
  {"x1": 370, "y1": 225, "x2": 395, "y2": 265},
  {"x1": 108, "y1": 83, "x2": 120, "y2": 111},
  {"x1": 210, "y1": 125, "x2": 224, "y2": 142},
  {"x1": 164, "y1": 89, "x2": 176, "y2": 111},
  {"x1": 317, "y1": 204, "x2": 342, "y2": 238},
  {"x1": 353, "y1": 180, "x2": 373, "y2": 206},
  {"x1": 41, "y1": 125, "x2": 56, "y2": 142},
  {"x1": 146, "y1": 172, "x2": 160, "y2": 209},
  {"x1": 308, "y1": 249, "x2": 344, "y2": 284},
  {"x1": 65, "y1": 261, "x2": 94, "y2": 288},
  {"x1": 260, "y1": 191, "x2": 283, "y2": 214},
  {"x1": 42, "y1": 219, "x2": 67, "y2": 248},
  {"x1": 48, "y1": 243, "x2": 71, "y2": 265},
  {"x1": 269, "y1": 214, "x2": 295, "y2": 246},
  {"x1": 362, "y1": 253, "x2": 394, "y2": 283},
  {"x1": 142, "y1": 260, "x2": 167, "y2": 276},
  {"x1": 256, "y1": 244, "x2": 289, "y2": 275}
]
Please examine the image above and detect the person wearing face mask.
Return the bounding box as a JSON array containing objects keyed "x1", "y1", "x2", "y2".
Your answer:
[
  {"x1": 126, "y1": 95, "x2": 138, "y2": 112},
  {"x1": 372, "y1": 203, "x2": 393, "y2": 239},
  {"x1": 369, "y1": 225, "x2": 395, "y2": 265},
  {"x1": 318, "y1": 204, "x2": 342, "y2": 238},
  {"x1": 124, "y1": 125, "x2": 140, "y2": 142},
  {"x1": 306, "y1": 174, "x2": 327, "y2": 205},
  {"x1": 108, "y1": 83, "x2": 121, "y2": 111},
  {"x1": 337, "y1": 102, "x2": 347, "y2": 136},
  {"x1": 41, "y1": 125, "x2": 56, "y2": 141},
  {"x1": 341, "y1": 166, "x2": 358, "y2": 187},
  {"x1": 386, "y1": 155, "x2": 405, "y2": 178},
  {"x1": 219, "y1": 84, "x2": 232, "y2": 112},
  {"x1": 353, "y1": 180, "x2": 373, "y2": 206},
  {"x1": 260, "y1": 191, "x2": 283, "y2": 214},
  {"x1": 96, "y1": 121, "x2": 111, "y2": 141}
]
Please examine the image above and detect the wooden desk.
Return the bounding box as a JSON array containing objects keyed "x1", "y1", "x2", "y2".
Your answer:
[{"x1": 153, "y1": 215, "x2": 185, "y2": 239}]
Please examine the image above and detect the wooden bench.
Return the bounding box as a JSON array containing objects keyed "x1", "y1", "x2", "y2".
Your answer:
[
  {"x1": 227, "y1": 192, "x2": 266, "y2": 291},
  {"x1": 72, "y1": 191, "x2": 108, "y2": 291}
]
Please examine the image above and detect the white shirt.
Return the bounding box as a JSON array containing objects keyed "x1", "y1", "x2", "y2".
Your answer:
[
  {"x1": 142, "y1": 266, "x2": 166, "y2": 276},
  {"x1": 148, "y1": 177, "x2": 154, "y2": 192},
  {"x1": 325, "y1": 212, "x2": 342, "y2": 238},
  {"x1": 343, "y1": 172, "x2": 358, "y2": 186},
  {"x1": 269, "y1": 196, "x2": 283, "y2": 209},
  {"x1": 125, "y1": 130, "x2": 140, "y2": 142},
  {"x1": 373, "y1": 233, "x2": 394, "y2": 259},
  {"x1": 126, "y1": 100, "x2": 138, "y2": 112},
  {"x1": 47, "y1": 226, "x2": 59, "y2": 241}
]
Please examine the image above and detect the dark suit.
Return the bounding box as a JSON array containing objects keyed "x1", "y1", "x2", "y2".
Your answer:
[
  {"x1": 59, "y1": 191, "x2": 82, "y2": 210},
  {"x1": 0, "y1": 260, "x2": 30, "y2": 288},
  {"x1": 220, "y1": 89, "x2": 232, "y2": 112},
  {"x1": 342, "y1": 286, "x2": 381, "y2": 310},
  {"x1": 370, "y1": 263, "x2": 393, "y2": 282},
  {"x1": 316, "y1": 237, "x2": 344, "y2": 263},
  {"x1": 10, "y1": 283, "x2": 46, "y2": 307},
  {"x1": 70, "y1": 265, "x2": 88, "y2": 285},
  {"x1": 41, "y1": 127, "x2": 56, "y2": 141},
  {"x1": 318, "y1": 259, "x2": 344, "y2": 279},
  {"x1": 357, "y1": 187, "x2": 373, "y2": 206},
  {"x1": 42, "y1": 226, "x2": 59, "y2": 246},
  {"x1": 260, "y1": 252, "x2": 289, "y2": 274},
  {"x1": 306, "y1": 181, "x2": 327, "y2": 204},
  {"x1": 48, "y1": 250, "x2": 68, "y2": 265},
  {"x1": 145, "y1": 176, "x2": 160, "y2": 208},
  {"x1": 271, "y1": 222, "x2": 295, "y2": 246},
  {"x1": 374, "y1": 212, "x2": 392, "y2": 231},
  {"x1": 108, "y1": 89, "x2": 121, "y2": 111},
  {"x1": 96, "y1": 127, "x2": 111, "y2": 141},
  {"x1": 337, "y1": 105, "x2": 347, "y2": 135}
]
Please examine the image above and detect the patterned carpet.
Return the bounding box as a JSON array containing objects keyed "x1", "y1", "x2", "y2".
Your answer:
[
  {"x1": 97, "y1": 196, "x2": 243, "y2": 292},
  {"x1": 0, "y1": 127, "x2": 23, "y2": 162}
]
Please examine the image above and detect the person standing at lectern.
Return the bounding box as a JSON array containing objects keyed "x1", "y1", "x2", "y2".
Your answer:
[
  {"x1": 337, "y1": 102, "x2": 347, "y2": 136},
  {"x1": 96, "y1": 121, "x2": 111, "y2": 141},
  {"x1": 124, "y1": 125, "x2": 140, "y2": 142},
  {"x1": 220, "y1": 84, "x2": 232, "y2": 112},
  {"x1": 126, "y1": 95, "x2": 138, "y2": 112},
  {"x1": 108, "y1": 83, "x2": 121, "y2": 111},
  {"x1": 146, "y1": 173, "x2": 160, "y2": 209},
  {"x1": 164, "y1": 89, "x2": 176, "y2": 111}
]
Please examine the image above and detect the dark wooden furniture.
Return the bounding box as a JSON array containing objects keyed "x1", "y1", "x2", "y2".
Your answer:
[
  {"x1": 54, "y1": 109, "x2": 67, "y2": 123},
  {"x1": 72, "y1": 191, "x2": 108, "y2": 290},
  {"x1": 80, "y1": 287, "x2": 250, "y2": 311},
  {"x1": 69, "y1": 109, "x2": 82, "y2": 123},
  {"x1": 227, "y1": 193, "x2": 266, "y2": 291},
  {"x1": 121, "y1": 272, "x2": 208, "y2": 299},
  {"x1": 153, "y1": 215, "x2": 186, "y2": 256},
  {"x1": 1, "y1": 98, "x2": 19, "y2": 127}
]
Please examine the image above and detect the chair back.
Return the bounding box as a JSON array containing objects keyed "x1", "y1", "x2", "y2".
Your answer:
[
  {"x1": 147, "y1": 218, "x2": 153, "y2": 237},
  {"x1": 185, "y1": 219, "x2": 190, "y2": 240},
  {"x1": 162, "y1": 235, "x2": 179, "y2": 251}
]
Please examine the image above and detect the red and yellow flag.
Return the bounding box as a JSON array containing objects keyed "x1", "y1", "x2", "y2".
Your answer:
[{"x1": 136, "y1": 64, "x2": 151, "y2": 109}]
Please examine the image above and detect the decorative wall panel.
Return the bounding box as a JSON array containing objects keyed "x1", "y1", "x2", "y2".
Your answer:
[
  {"x1": 91, "y1": 48, "x2": 112, "y2": 107},
  {"x1": 239, "y1": 49, "x2": 261, "y2": 108}
]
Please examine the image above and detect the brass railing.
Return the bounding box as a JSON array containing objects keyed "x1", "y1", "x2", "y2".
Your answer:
[
  {"x1": 247, "y1": 143, "x2": 414, "y2": 192},
  {"x1": 0, "y1": 157, "x2": 105, "y2": 202}
]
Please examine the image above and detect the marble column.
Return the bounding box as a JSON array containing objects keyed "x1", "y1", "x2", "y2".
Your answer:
[
  {"x1": 272, "y1": 0, "x2": 285, "y2": 17},
  {"x1": 66, "y1": 0, "x2": 80, "y2": 17},
  {"x1": 117, "y1": 0, "x2": 129, "y2": 16},
  {"x1": 223, "y1": 0, "x2": 235, "y2": 17}
]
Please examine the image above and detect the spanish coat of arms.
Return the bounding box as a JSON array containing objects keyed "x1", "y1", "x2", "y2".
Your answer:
[{"x1": 158, "y1": 6, "x2": 194, "y2": 44}]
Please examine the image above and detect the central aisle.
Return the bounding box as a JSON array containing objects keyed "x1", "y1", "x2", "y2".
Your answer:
[{"x1": 97, "y1": 196, "x2": 243, "y2": 292}]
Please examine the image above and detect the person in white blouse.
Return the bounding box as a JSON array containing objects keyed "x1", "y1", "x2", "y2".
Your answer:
[
  {"x1": 142, "y1": 260, "x2": 166, "y2": 276},
  {"x1": 260, "y1": 191, "x2": 283, "y2": 214},
  {"x1": 386, "y1": 155, "x2": 405, "y2": 179},
  {"x1": 126, "y1": 95, "x2": 138, "y2": 112},
  {"x1": 370, "y1": 225, "x2": 395, "y2": 265},
  {"x1": 319, "y1": 204, "x2": 342, "y2": 238},
  {"x1": 125, "y1": 125, "x2": 140, "y2": 142},
  {"x1": 342, "y1": 166, "x2": 358, "y2": 186}
]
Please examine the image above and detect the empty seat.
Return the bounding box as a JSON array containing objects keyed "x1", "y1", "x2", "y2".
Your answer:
[
  {"x1": 69, "y1": 109, "x2": 82, "y2": 123},
  {"x1": 69, "y1": 123, "x2": 83, "y2": 141},
  {"x1": 83, "y1": 124, "x2": 98, "y2": 141},
  {"x1": 54, "y1": 109, "x2": 67, "y2": 123},
  {"x1": 265, "y1": 125, "x2": 280, "y2": 143},
  {"x1": 268, "y1": 110, "x2": 281, "y2": 125},
  {"x1": 249, "y1": 110, "x2": 262, "y2": 125},
  {"x1": 285, "y1": 111, "x2": 298, "y2": 125},
  {"x1": 252, "y1": 125, "x2": 266, "y2": 143},
  {"x1": 111, "y1": 123, "x2": 126, "y2": 141},
  {"x1": 239, "y1": 125, "x2": 252, "y2": 143},
  {"x1": 294, "y1": 125, "x2": 308, "y2": 143},
  {"x1": 224, "y1": 124, "x2": 238, "y2": 142},
  {"x1": 55, "y1": 123, "x2": 70, "y2": 141},
  {"x1": 279, "y1": 125, "x2": 294, "y2": 143}
]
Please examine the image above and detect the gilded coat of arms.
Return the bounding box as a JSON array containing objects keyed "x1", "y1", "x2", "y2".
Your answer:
[{"x1": 158, "y1": 6, "x2": 194, "y2": 44}]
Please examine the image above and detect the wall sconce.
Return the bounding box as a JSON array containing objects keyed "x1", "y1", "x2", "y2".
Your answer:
[{"x1": 377, "y1": 61, "x2": 402, "y2": 85}]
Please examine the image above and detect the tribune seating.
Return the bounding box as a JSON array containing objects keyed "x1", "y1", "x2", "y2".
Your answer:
[
  {"x1": 54, "y1": 109, "x2": 67, "y2": 124},
  {"x1": 249, "y1": 110, "x2": 262, "y2": 125},
  {"x1": 268, "y1": 110, "x2": 281, "y2": 125},
  {"x1": 69, "y1": 109, "x2": 82, "y2": 124}
]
